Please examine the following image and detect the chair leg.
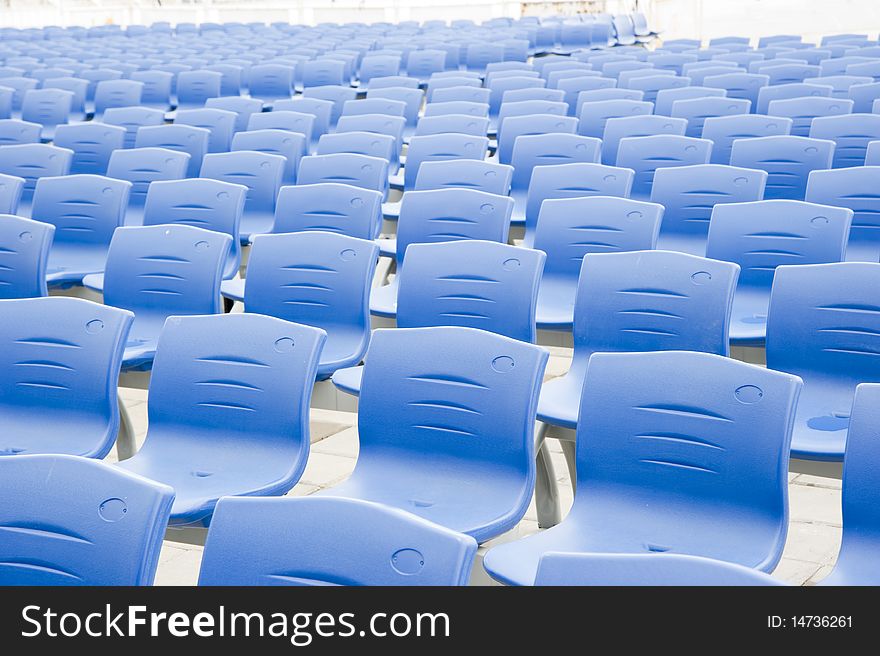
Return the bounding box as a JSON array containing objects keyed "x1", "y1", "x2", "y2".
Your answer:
[
  {"x1": 560, "y1": 438, "x2": 577, "y2": 497},
  {"x1": 534, "y1": 421, "x2": 562, "y2": 529},
  {"x1": 116, "y1": 394, "x2": 137, "y2": 461}
]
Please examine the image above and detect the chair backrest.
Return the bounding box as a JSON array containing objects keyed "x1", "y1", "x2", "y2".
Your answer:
[
  {"x1": 358, "y1": 55, "x2": 402, "y2": 86},
  {"x1": 497, "y1": 99, "x2": 567, "y2": 138},
  {"x1": 654, "y1": 85, "x2": 726, "y2": 116},
  {"x1": 0, "y1": 173, "x2": 24, "y2": 214},
  {"x1": 367, "y1": 87, "x2": 424, "y2": 127},
  {"x1": 176, "y1": 70, "x2": 222, "y2": 108},
  {"x1": 135, "y1": 124, "x2": 210, "y2": 178},
  {"x1": 357, "y1": 325, "x2": 548, "y2": 488},
  {"x1": 244, "y1": 231, "x2": 378, "y2": 350},
  {"x1": 503, "y1": 87, "x2": 566, "y2": 107},
  {"x1": 21, "y1": 88, "x2": 73, "y2": 131},
  {"x1": 414, "y1": 159, "x2": 513, "y2": 196},
  {"x1": 53, "y1": 122, "x2": 126, "y2": 175},
  {"x1": 702, "y1": 72, "x2": 769, "y2": 106},
  {"x1": 130, "y1": 70, "x2": 173, "y2": 109},
  {"x1": 601, "y1": 114, "x2": 687, "y2": 165},
  {"x1": 404, "y1": 134, "x2": 489, "y2": 190},
  {"x1": 497, "y1": 114, "x2": 577, "y2": 166},
  {"x1": 107, "y1": 147, "x2": 189, "y2": 208},
  {"x1": 572, "y1": 250, "x2": 738, "y2": 361},
  {"x1": 302, "y1": 85, "x2": 358, "y2": 124},
  {"x1": 0, "y1": 143, "x2": 73, "y2": 202},
  {"x1": 316, "y1": 130, "x2": 395, "y2": 165},
  {"x1": 93, "y1": 79, "x2": 143, "y2": 116},
  {"x1": 701, "y1": 114, "x2": 793, "y2": 164},
  {"x1": 670, "y1": 96, "x2": 752, "y2": 138},
  {"x1": 766, "y1": 262, "x2": 880, "y2": 383},
  {"x1": 534, "y1": 195, "x2": 662, "y2": 280},
  {"x1": 806, "y1": 166, "x2": 880, "y2": 261},
  {"x1": 423, "y1": 100, "x2": 490, "y2": 118},
  {"x1": 0, "y1": 296, "x2": 133, "y2": 455},
  {"x1": 272, "y1": 182, "x2": 383, "y2": 240},
  {"x1": 142, "y1": 178, "x2": 246, "y2": 279},
  {"x1": 205, "y1": 96, "x2": 264, "y2": 132},
  {"x1": 429, "y1": 84, "x2": 488, "y2": 105},
  {"x1": 707, "y1": 199, "x2": 852, "y2": 293},
  {"x1": 274, "y1": 97, "x2": 334, "y2": 138},
  {"x1": 652, "y1": 164, "x2": 767, "y2": 249},
  {"x1": 414, "y1": 114, "x2": 490, "y2": 137},
  {"x1": 616, "y1": 135, "x2": 713, "y2": 198},
  {"x1": 395, "y1": 188, "x2": 513, "y2": 263},
  {"x1": 231, "y1": 128, "x2": 307, "y2": 185},
  {"x1": 0, "y1": 215, "x2": 53, "y2": 298},
  {"x1": 297, "y1": 153, "x2": 389, "y2": 196},
  {"x1": 175, "y1": 107, "x2": 236, "y2": 153},
  {"x1": 809, "y1": 113, "x2": 880, "y2": 168},
  {"x1": 729, "y1": 135, "x2": 835, "y2": 200},
  {"x1": 524, "y1": 162, "x2": 635, "y2": 244},
  {"x1": 509, "y1": 133, "x2": 602, "y2": 194},
  {"x1": 756, "y1": 81, "x2": 832, "y2": 114},
  {"x1": 199, "y1": 496, "x2": 477, "y2": 586},
  {"x1": 767, "y1": 96, "x2": 854, "y2": 137},
  {"x1": 247, "y1": 63, "x2": 294, "y2": 101},
  {"x1": 0, "y1": 454, "x2": 172, "y2": 584},
  {"x1": 102, "y1": 224, "x2": 230, "y2": 320},
  {"x1": 398, "y1": 239, "x2": 544, "y2": 343},
  {"x1": 572, "y1": 350, "x2": 800, "y2": 570},
  {"x1": 848, "y1": 81, "x2": 880, "y2": 113},
  {"x1": 368, "y1": 75, "x2": 419, "y2": 91},
  {"x1": 0, "y1": 118, "x2": 41, "y2": 145},
  {"x1": 102, "y1": 106, "x2": 166, "y2": 149},
  {"x1": 199, "y1": 150, "x2": 285, "y2": 217},
  {"x1": 246, "y1": 109, "x2": 315, "y2": 143}
]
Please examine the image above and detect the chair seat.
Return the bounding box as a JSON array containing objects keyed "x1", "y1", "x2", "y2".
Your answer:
[
  {"x1": 316, "y1": 331, "x2": 368, "y2": 380},
  {"x1": 46, "y1": 249, "x2": 108, "y2": 286},
  {"x1": 220, "y1": 276, "x2": 245, "y2": 302},
  {"x1": 510, "y1": 190, "x2": 526, "y2": 226},
  {"x1": 729, "y1": 289, "x2": 770, "y2": 345},
  {"x1": 789, "y1": 378, "x2": 859, "y2": 461},
  {"x1": 322, "y1": 460, "x2": 531, "y2": 543},
  {"x1": 536, "y1": 278, "x2": 577, "y2": 329},
  {"x1": 331, "y1": 363, "x2": 364, "y2": 396},
  {"x1": 377, "y1": 237, "x2": 395, "y2": 258},
  {"x1": 0, "y1": 412, "x2": 115, "y2": 458},
  {"x1": 369, "y1": 278, "x2": 398, "y2": 317},
  {"x1": 80, "y1": 271, "x2": 104, "y2": 292},
  {"x1": 240, "y1": 210, "x2": 276, "y2": 243},
  {"x1": 121, "y1": 315, "x2": 168, "y2": 370},
  {"x1": 536, "y1": 370, "x2": 583, "y2": 429}
]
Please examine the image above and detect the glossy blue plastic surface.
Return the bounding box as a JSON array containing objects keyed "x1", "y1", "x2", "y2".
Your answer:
[
  {"x1": 702, "y1": 72, "x2": 769, "y2": 107},
  {"x1": 767, "y1": 96, "x2": 854, "y2": 137},
  {"x1": 0, "y1": 215, "x2": 53, "y2": 298},
  {"x1": 119, "y1": 313, "x2": 324, "y2": 526},
  {"x1": 708, "y1": 200, "x2": 851, "y2": 345},
  {"x1": 176, "y1": 108, "x2": 236, "y2": 153},
  {"x1": 806, "y1": 166, "x2": 880, "y2": 262},
  {"x1": 670, "y1": 96, "x2": 752, "y2": 138},
  {"x1": 98, "y1": 224, "x2": 231, "y2": 370},
  {"x1": 244, "y1": 231, "x2": 377, "y2": 380},
  {"x1": 135, "y1": 124, "x2": 210, "y2": 178},
  {"x1": 535, "y1": 552, "x2": 785, "y2": 586},
  {"x1": 484, "y1": 350, "x2": 802, "y2": 585},
  {"x1": 653, "y1": 164, "x2": 768, "y2": 255},
  {"x1": 247, "y1": 63, "x2": 294, "y2": 102},
  {"x1": 0, "y1": 296, "x2": 132, "y2": 457},
  {"x1": 367, "y1": 87, "x2": 424, "y2": 127},
  {"x1": 654, "y1": 85, "x2": 726, "y2": 117},
  {"x1": 577, "y1": 99, "x2": 654, "y2": 140},
  {"x1": 302, "y1": 85, "x2": 357, "y2": 124},
  {"x1": 616, "y1": 134, "x2": 713, "y2": 199},
  {"x1": 335, "y1": 114, "x2": 405, "y2": 173},
  {"x1": 20, "y1": 88, "x2": 73, "y2": 140},
  {"x1": 102, "y1": 106, "x2": 165, "y2": 149},
  {"x1": 414, "y1": 159, "x2": 513, "y2": 197},
  {"x1": 142, "y1": 178, "x2": 246, "y2": 280},
  {"x1": 199, "y1": 496, "x2": 477, "y2": 586},
  {"x1": 701, "y1": 114, "x2": 793, "y2": 164},
  {"x1": 538, "y1": 250, "x2": 738, "y2": 429},
  {"x1": 766, "y1": 262, "x2": 880, "y2": 461},
  {"x1": 106, "y1": 147, "x2": 189, "y2": 225},
  {"x1": 496, "y1": 114, "x2": 577, "y2": 165},
  {"x1": 175, "y1": 70, "x2": 222, "y2": 109},
  {"x1": 93, "y1": 79, "x2": 142, "y2": 117},
  {"x1": 231, "y1": 128, "x2": 307, "y2": 185},
  {"x1": 809, "y1": 113, "x2": 880, "y2": 168},
  {"x1": 0, "y1": 143, "x2": 72, "y2": 209},
  {"x1": 403, "y1": 134, "x2": 489, "y2": 190},
  {"x1": 205, "y1": 96, "x2": 263, "y2": 132},
  {"x1": 0, "y1": 454, "x2": 173, "y2": 585},
  {"x1": 523, "y1": 163, "x2": 635, "y2": 246},
  {"x1": 272, "y1": 182, "x2": 383, "y2": 240},
  {"x1": 423, "y1": 100, "x2": 490, "y2": 118},
  {"x1": 298, "y1": 153, "x2": 389, "y2": 197},
  {"x1": 200, "y1": 150, "x2": 285, "y2": 241},
  {"x1": 324, "y1": 326, "x2": 547, "y2": 542},
  {"x1": 53, "y1": 122, "x2": 126, "y2": 176},
  {"x1": 414, "y1": 114, "x2": 490, "y2": 137},
  {"x1": 729, "y1": 135, "x2": 835, "y2": 200},
  {"x1": 317, "y1": 131, "x2": 395, "y2": 168},
  {"x1": 0, "y1": 173, "x2": 24, "y2": 215},
  {"x1": 0, "y1": 118, "x2": 40, "y2": 146}
]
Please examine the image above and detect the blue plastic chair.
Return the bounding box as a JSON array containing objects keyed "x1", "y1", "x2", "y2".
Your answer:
[
  {"x1": 415, "y1": 159, "x2": 513, "y2": 198},
  {"x1": 371, "y1": 188, "x2": 513, "y2": 316},
  {"x1": 806, "y1": 166, "x2": 880, "y2": 262},
  {"x1": 708, "y1": 200, "x2": 852, "y2": 345},
  {"x1": 206, "y1": 63, "x2": 243, "y2": 97},
  {"x1": 533, "y1": 196, "x2": 663, "y2": 330},
  {"x1": 601, "y1": 114, "x2": 687, "y2": 165},
  {"x1": 175, "y1": 70, "x2": 222, "y2": 109},
  {"x1": 0, "y1": 118, "x2": 41, "y2": 146},
  {"x1": 368, "y1": 76, "x2": 419, "y2": 91},
  {"x1": 624, "y1": 74, "x2": 692, "y2": 105},
  {"x1": 134, "y1": 124, "x2": 210, "y2": 178},
  {"x1": 654, "y1": 85, "x2": 726, "y2": 116},
  {"x1": 302, "y1": 85, "x2": 358, "y2": 125},
  {"x1": 20, "y1": 88, "x2": 73, "y2": 141},
  {"x1": 0, "y1": 454, "x2": 172, "y2": 584},
  {"x1": 335, "y1": 114, "x2": 405, "y2": 174},
  {"x1": 302, "y1": 59, "x2": 347, "y2": 89},
  {"x1": 341, "y1": 98, "x2": 407, "y2": 122},
  {"x1": 848, "y1": 81, "x2": 880, "y2": 113},
  {"x1": 241, "y1": 231, "x2": 377, "y2": 379},
  {"x1": 367, "y1": 87, "x2": 424, "y2": 128},
  {"x1": 358, "y1": 55, "x2": 402, "y2": 87},
  {"x1": 809, "y1": 113, "x2": 880, "y2": 168},
  {"x1": 316, "y1": 131, "x2": 395, "y2": 171},
  {"x1": 428, "y1": 86, "x2": 489, "y2": 105},
  {"x1": 496, "y1": 99, "x2": 567, "y2": 140},
  {"x1": 175, "y1": 107, "x2": 236, "y2": 153},
  {"x1": 818, "y1": 383, "x2": 880, "y2": 584},
  {"x1": 537, "y1": 250, "x2": 738, "y2": 430},
  {"x1": 766, "y1": 262, "x2": 880, "y2": 461},
  {"x1": 729, "y1": 135, "x2": 835, "y2": 200},
  {"x1": 297, "y1": 153, "x2": 389, "y2": 199},
  {"x1": 767, "y1": 96, "x2": 854, "y2": 137},
  {"x1": 701, "y1": 114, "x2": 793, "y2": 165},
  {"x1": 200, "y1": 150, "x2": 285, "y2": 242},
  {"x1": 199, "y1": 496, "x2": 477, "y2": 586},
  {"x1": 93, "y1": 79, "x2": 143, "y2": 118},
  {"x1": 414, "y1": 114, "x2": 490, "y2": 138},
  {"x1": 0, "y1": 143, "x2": 73, "y2": 214},
  {"x1": 332, "y1": 239, "x2": 544, "y2": 397},
  {"x1": 702, "y1": 72, "x2": 769, "y2": 108},
  {"x1": 402, "y1": 134, "x2": 489, "y2": 191},
  {"x1": 0, "y1": 173, "x2": 23, "y2": 215},
  {"x1": 102, "y1": 106, "x2": 166, "y2": 149},
  {"x1": 756, "y1": 84, "x2": 833, "y2": 119},
  {"x1": 616, "y1": 135, "x2": 713, "y2": 199},
  {"x1": 274, "y1": 97, "x2": 334, "y2": 145},
  {"x1": 270, "y1": 182, "x2": 383, "y2": 242},
  {"x1": 523, "y1": 162, "x2": 635, "y2": 246},
  {"x1": 53, "y1": 122, "x2": 126, "y2": 176},
  {"x1": 484, "y1": 349, "x2": 801, "y2": 585},
  {"x1": 142, "y1": 178, "x2": 246, "y2": 280},
  {"x1": 231, "y1": 128, "x2": 307, "y2": 186},
  {"x1": 488, "y1": 76, "x2": 547, "y2": 118},
  {"x1": 106, "y1": 147, "x2": 189, "y2": 225},
  {"x1": 496, "y1": 114, "x2": 577, "y2": 166},
  {"x1": 804, "y1": 75, "x2": 869, "y2": 100},
  {"x1": 246, "y1": 109, "x2": 315, "y2": 145},
  {"x1": 117, "y1": 313, "x2": 324, "y2": 527},
  {"x1": 205, "y1": 96, "x2": 264, "y2": 132},
  {"x1": 670, "y1": 96, "x2": 751, "y2": 138},
  {"x1": 423, "y1": 101, "x2": 490, "y2": 119},
  {"x1": 0, "y1": 296, "x2": 132, "y2": 457},
  {"x1": 247, "y1": 63, "x2": 294, "y2": 102},
  {"x1": 323, "y1": 326, "x2": 547, "y2": 542},
  {"x1": 130, "y1": 70, "x2": 173, "y2": 111},
  {"x1": 535, "y1": 552, "x2": 785, "y2": 586},
  {"x1": 0, "y1": 215, "x2": 53, "y2": 298},
  {"x1": 85, "y1": 224, "x2": 231, "y2": 371}
]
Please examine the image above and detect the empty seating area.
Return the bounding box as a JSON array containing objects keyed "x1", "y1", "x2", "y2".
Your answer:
[{"x1": 2, "y1": 10, "x2": 880, "y2": 589}]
